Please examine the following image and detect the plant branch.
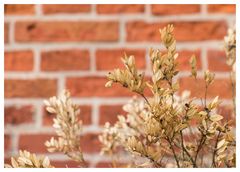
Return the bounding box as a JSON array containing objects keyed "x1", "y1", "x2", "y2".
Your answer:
[
  {"x1": 167, "y1": 138, "x2": 180, "y2": 167},
  {"x1": 180, "y1": 131, "x2": 197, "y2": 167},
  {"x1": 140, "y1": 93, "x2": 151, "y2": 108},
  {"x1": 212, "y1": 131, "x2": 221, "y2": 167}
]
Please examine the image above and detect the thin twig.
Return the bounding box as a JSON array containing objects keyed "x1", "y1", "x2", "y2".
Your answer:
[
  {"x1": 204, "y1": 84, "x2": 208, "y2": 108},
  {"x1": 194, "y1": 133, "x2": 206, "y2": 164},
  {"x1": 140, "y1": 93, "x2": 151, "y2": 108},
  {"x1": 180, "y1": 131, "x2": 197, "y2": 167},
  {"x1": 167, "y1": 138, "x2": 180, "y2": 167},
  {"x1": 212, "y1": 131, "x2": 221, "y2": 167}
]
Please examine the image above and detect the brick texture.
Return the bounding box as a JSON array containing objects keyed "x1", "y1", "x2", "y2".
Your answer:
[
  {"x1": 127, "y1": 21, "x2": 227, "y2": 42},
  {"x1": 5, "y1": 79, "x2": 57, "y2": 98},
  {"x1": 97, "y1": 4, "x2": 145, "y2": 14},
  {"x1": 4, "y1": 23, "x2": 9, "y2": 43},
  {"x1": 4, "y1": 134, "x2": 11, "y2": 152},
  {"x1": 208, "y1": 4, "x2": 236, "y2": 14},
  {"x1": 66, "y1": 77, "x2": 134, "y2": 97},
  {"x1": 41, "y1": 49, "x2": 90, "y2": 71},
  {"x1": 5, "y1": 50, "x2": 34, "y2": 71},
  {"x1": 5, "y1": 105, "x2": 34, "y2": 125},
  {"x1": 99, "y1": 105, "x2": 125, "y2": 125},
  {"x1": 179, "y1": 78, "x2": 232, "y2": 99},
  {"x1": 4, "y1": 4, "x2": 35, "y2": 15},
  {"x1": 15, "y1": 21, "x2": 119, "y2": 42},
  {"x1": 4, "y1": 4, "x2": 235, "y2": 167},
  {"x1": 42, "y1": 4, "x2": 91, "y2": 14},
  {"x1": 19, "y1": 134, "x2": 52, "y2": 153},
  {"x1": 96, "y1": 49, "x2": 146, "y2": 70},
  {"x1": 151, "y1": 5, "x2": 200, "y2": 15},
  {"x1": 207, "y1": 50, "x2": 231, "y2": 72}
]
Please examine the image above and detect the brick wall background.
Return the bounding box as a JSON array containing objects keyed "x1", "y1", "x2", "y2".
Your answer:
[{"x1": 4, "y1": 4, "x2": 236, "y2": 167}]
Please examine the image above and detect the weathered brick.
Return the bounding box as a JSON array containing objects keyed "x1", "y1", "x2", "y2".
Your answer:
[
  {"x1": 15, "y1": 21, "x2": 119, "y2": 42},
  {"x1": 151, "y1": 5, "x2": 200, "y2": 15},
  {"x1": 99, "y1": 105, "x2": 125, "y2": 125},
  {"x1": 4, "y1": 134, "x2": 11, "y2": 152},
  {"x1": 66, "y1": 77, "x2": 135, "y2": 97},
  {"x1": 80, "y1": 133, "x2": 101, "y2": 153},
  {"x1": 19, "y1": 134, "x2": 53, "y2": 153},
  {"x1": 4, "y1": 4, "x2": 35, "y2": 15},
  {"x1": 41, "y1": 49, "x2": 90, "y2": 71},
  {"x1": 126, "y1": 21, "x2": 227, "y2": 42},
  {"x1": 95, "y1": 162, "x2": 113, "y2": 168},
  {"x1": 179, "y1": 77, "x2": 232, "y2": 99},
  {"x1": 43, "y1": 4, "x2": 91, "y2": 14},
  {"x1": 96, "y1": 49, "x2": 146, "y2": 70},
  {"x1": 43, "y1": 105, "x2": 92, "y2": 126},
  {"x1": 176, "y1": 50, "x2": 201, "y2": 71},
  {"x1": 207, "y1": 50, "x2": 231, "y2": 72},
  {"x1": 4, "y1": 23, "x2": 9, "y2": 44},
  {"x1": 51, "y1": 160, "x2": 89, "y2": 168},
  {"x1": 5, "y1": 50, "x2": 34, "y2": 71},
  {"x1": 97, "y1": 4, "x2": 144, "y2": 14},
  {"x1": 217, "y1": 105, "x2": 235, "y2": 126},
  {"x1": 5, "y1": 105, "x2": 33, "y2": 125},
  {"x1": 5, "y1": 79, "x2": 57, "y2": 98},
  {"x1": 208, "y1": 4, "x2": 236, "y2": 14}
]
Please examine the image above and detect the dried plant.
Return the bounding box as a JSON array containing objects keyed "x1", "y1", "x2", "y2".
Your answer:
[
  {"x1": 5, "y1": 24, "x2": 236, "y2": 168},
  {"x1": 100, "y1": 24, "x2": 236, "y2": 168},
  {"x1": 4, "y1": 150, "x2": 53, "y2": 168},
  {"x1": 44, "y1": 90, "x2": 87, "y2": 166}
]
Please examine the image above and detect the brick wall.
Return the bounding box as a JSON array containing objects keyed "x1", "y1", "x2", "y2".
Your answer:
[{"x1": 4, "y1": 4, "x2": 235, "y2": 167}]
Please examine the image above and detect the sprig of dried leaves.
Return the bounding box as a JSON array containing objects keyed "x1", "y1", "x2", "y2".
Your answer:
[
  {"x1": 44, "y1": 90, "x2": 87, "y2": 166},
  {"x1": 5, "y1": 150, "x2": 53, "y2": 168},
  {"x1": 100, "y1": 24, "x2": 236, "y2": 168}
]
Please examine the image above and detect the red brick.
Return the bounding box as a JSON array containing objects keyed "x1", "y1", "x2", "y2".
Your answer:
[
  {"x1": 208, "y1": 5, "x2": 236, "y2": 14},
  {"x1": 179, "y1": 77, "x2": 232, "y2": 99},
  {"x1": 66, "y1": 77, "x2": 135, "y2": 97},
  {"x1": 217, "y1": 105, "x2": 235, "y2": 126},
  {"x1": 97, "y1": 4, "x2": 144, "y2": 14},
  {"x1": 4, "y1": 23, "x2": 9, "y2": 44},
  {"x1": 43, "y1": 4, "x2": 91, "y2": 14},
  {"x1": 95, "y1": 162, "x2": 113, "y2": 168},
  {"x1": 4, "y1": 158, "x2": 11, "y2": 165},
  {"x1": 95, "y1": 161, "x2": 127, "y2": 167},
  {"x1": 80, "y1": 133, "x2": 101, "y2": 153},
  {"x1": 4, "y1": 4, "x2": 35, "y2": 15},
  {"x1": 99, "y1": 105, "x2": 125, "y2": 125},
  {"x1": 207, "y1": 50, "x2": 231, "y2": 72},
  {"x1": 96, "y1": 49, "x2": 146, "y2": 70},
  {"x1": 4, "y1": 134, "x2": 11, "y2": 152},
  {"x1": 19, "y1": 134, "x2": 53, "y2": 153},
  {"x1": 15, "y1": 21, "x2": 119, "y2": 42},
  {"x1": 126, "y1": 21, "x2": 227, "y2": 42},
  {"x1": 5, "y1": 105, "x2": 33, "y2": 125},
  {"x1": 41, "y1": 50, "x2": 90, "y2": 71},
  {"x1": 4, "y1": 50, "x2": 34, "y2": 71},
  {"x1": 5, "y1": 79, "x2": 57, "y2": 98},
  {"x1": 176, "y1": 50, "x2": 201, "y2": 71},
  {"x1": 51, "y1": 160, "x2": 89, "y2": 168},
  {"x1": 43, "y1": 105, "x2": 92, "y2": 126},
  {"x1": 151, "y1": 5, "x2": 200, "y2": 15}
]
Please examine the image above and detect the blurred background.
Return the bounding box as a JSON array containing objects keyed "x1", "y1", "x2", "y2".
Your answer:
[{"x1": 4, "y1": 4, "x2": 235, "y2": 167}]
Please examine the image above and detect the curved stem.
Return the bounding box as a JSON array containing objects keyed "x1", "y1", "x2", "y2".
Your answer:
[{"x1": 167, "y1": 138, "x2": 180, "y2": 167}]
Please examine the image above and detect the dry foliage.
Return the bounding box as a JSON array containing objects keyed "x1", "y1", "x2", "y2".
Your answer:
[
  {"x1": 100, "y1": 24, "x2": 236, "y2": 168},
  {"x1": 4, "y1": 150, "x2": 53, "y2": 168},
  {"x1": 5, "y1": 25, "x2": 236, "y2": 168}
]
